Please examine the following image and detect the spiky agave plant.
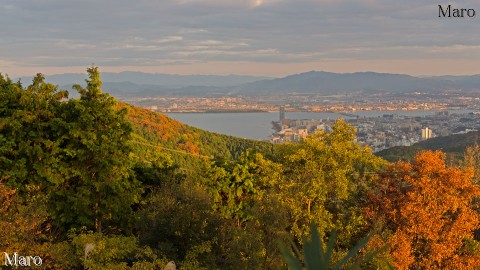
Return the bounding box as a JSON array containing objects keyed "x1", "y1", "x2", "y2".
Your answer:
[{"x1": 281, "y1": 224, "x2": 389, "y2": 270}]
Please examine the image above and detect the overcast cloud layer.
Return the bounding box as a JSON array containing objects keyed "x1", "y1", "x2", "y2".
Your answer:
[{"x1": 1, "y1": 0, "x2": 480, "y2": 76}]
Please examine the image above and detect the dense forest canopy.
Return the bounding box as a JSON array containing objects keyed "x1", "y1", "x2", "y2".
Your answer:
[{"x1": 2, "y1": 68, "x2": 480, "y2": 269}]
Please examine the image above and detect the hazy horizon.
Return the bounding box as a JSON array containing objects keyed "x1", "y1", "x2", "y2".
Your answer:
[{"x1": 11, "y1": 69, "x2": 480, "y2": 80}]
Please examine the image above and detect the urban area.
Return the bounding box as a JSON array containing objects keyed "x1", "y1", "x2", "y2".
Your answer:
[
  {"x1": 124, "y1": 91, "x2": 480, "y2": 153},
  {"x1": 271, "y1": 106, "x2": 479, "y2": 152}
]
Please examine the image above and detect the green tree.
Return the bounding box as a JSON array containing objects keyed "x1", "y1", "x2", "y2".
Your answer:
[
  {"x1": 68, "y1": 232, "x2": 166, "y2": 270},
  {"x1": 276, "y1": 119, "x2": 385, "y2": 246},
  {"x1": 136, "y1": 175, "x2": 221, "y2": 269},
  {"x1": 206, "y1": 149, "x2": 281, "y2": 225},
  {"x1": 0, "y1": 73, "x2": 68, "y2": 191},
  {"x1": 50, "y1": 67, "x2": 141, "y2": 233}
]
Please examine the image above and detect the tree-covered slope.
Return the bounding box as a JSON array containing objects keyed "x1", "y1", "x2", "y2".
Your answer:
[
  {"x1": 121, "y1": 103, "x2": 274, "y2": 166},
  {"x1": 376, "y1": 131, "x2": 480, "y2": 162}
]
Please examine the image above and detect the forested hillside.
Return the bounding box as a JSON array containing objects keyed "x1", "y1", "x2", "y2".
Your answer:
[
  {"x1": 122, "y1": 102, "x2": 273, "y2": 164},
  {"x1": 376, "y1": 130, "x2": 480, "y2": 163},
  {"x1": 2, "y1": 68, "x2": 480, "y2": 269}
]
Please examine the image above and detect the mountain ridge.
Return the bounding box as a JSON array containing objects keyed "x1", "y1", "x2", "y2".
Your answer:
[
  {"x1": 16, "y1": 70, "x2": 480, "y2": 97},
  {"x1": 18, "y1": 71, "x2": 271, "y2": 88}
]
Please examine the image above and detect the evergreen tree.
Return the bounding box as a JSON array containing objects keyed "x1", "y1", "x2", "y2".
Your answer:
[
  {"x1": 0, "y1": 73, "x2": 67, "y2": 192},
  {"x1": 50, "y1": 67, "x2": 141, "y2": 232}
]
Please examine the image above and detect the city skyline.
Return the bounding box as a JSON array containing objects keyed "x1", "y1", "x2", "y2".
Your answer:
[{"x1": 1, "y1": 0, "x2": 479, "y2": 77}]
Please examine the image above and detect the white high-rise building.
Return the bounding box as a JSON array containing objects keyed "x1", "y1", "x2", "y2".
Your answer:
[{"x1": 421, "y1": 128, "x2": 432, "y2": 140}]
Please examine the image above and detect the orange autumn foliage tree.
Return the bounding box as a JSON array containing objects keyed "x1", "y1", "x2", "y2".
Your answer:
[
  {"x1": 369, "y1": 151, "x2": 480, "y2": 269},
  {"x1": 118, "y1": 102, "x2": 203, "y2": 155}
]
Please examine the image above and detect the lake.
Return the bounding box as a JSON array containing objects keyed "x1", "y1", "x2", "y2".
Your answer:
[{"x1": 166, "y1": 110, "x2": 475, "y2": 140}]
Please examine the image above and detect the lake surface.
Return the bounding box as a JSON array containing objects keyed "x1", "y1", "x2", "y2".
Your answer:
[{"x1": 166, "y1": 110, "x2": 475, "y2": 140}]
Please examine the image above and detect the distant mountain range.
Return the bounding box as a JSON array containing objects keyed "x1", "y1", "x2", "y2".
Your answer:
[
  {"x1": 20, "y1": 71, "x2": 270, "y2": 88},
  {"x1": 230, "y1": 71, "x2": 458, "y2": 95},
  {"x1": 17, "y1": 71, "x2": 480, "y2": 97}
]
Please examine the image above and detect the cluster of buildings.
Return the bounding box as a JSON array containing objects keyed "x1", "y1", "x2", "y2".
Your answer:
[
  {"x1": 271, "y1": 107, "x2": 480, "y2": 152},
  {"x1": 271, "y1": 106, "x2": 330, "y2": 143},
  {"x1": 122, "y1": 97, "x2": 278, "y2": 112}
]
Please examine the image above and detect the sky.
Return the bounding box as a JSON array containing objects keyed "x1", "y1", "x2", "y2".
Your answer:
[{"x1": 1, "y1": 0, "x2": 480, "y2": 77}]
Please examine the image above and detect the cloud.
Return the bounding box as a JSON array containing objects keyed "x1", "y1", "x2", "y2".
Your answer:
[
  {"x1": 1, "y1": 0, "x2": 480, "y2": 76},
  {"x1": 249, "y1": 0, "x2": 263, "y2": 8},
  {"x1": 173, "y1": 0, "x2": 252, "y2": 8},
  {"x1": 154, "y1": 36, "x2": 184, "y2": 44}
]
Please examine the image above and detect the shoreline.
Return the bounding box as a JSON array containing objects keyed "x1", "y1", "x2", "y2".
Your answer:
[{"x1": 163, "y1": 108, "x2": 475, "y2": 114}]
